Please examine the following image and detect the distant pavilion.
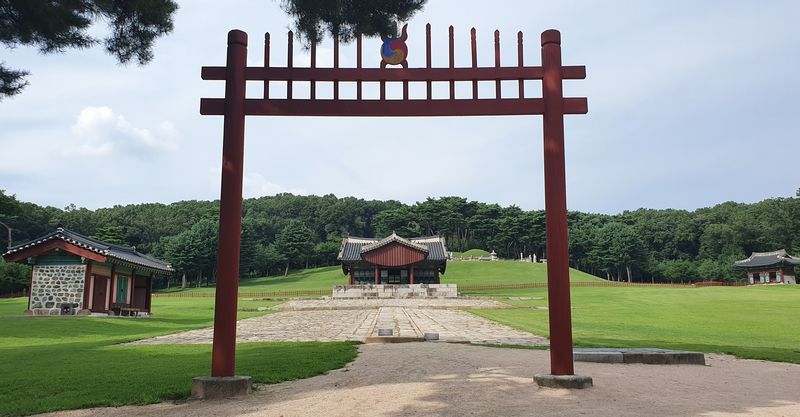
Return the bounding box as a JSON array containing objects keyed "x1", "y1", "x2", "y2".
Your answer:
[
  {"x1": 337, "y1": 233, "x2": 448, "y2": 285},
  {"x1": 734, "y1": 250, "x2": 799, "y2": 284}
]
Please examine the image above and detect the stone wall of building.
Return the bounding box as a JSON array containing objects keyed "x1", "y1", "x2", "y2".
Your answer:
[
  {"x1": 332, "y1": 284, "x2": 458, "y2": 299},
  {"x1": 29, "y1": 264, "x2": 86, "y2": 316}
]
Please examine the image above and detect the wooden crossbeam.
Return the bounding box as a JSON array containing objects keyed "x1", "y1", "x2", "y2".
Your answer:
[
  {"x1": 200, "y1": 65, "x2": 586, "y2": 82},
  {"x1": 200, "y1": 97, "x2": 587, "y2": 117}
]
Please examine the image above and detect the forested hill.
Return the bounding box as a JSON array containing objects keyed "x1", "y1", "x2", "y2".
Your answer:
[{"x1": 1, "y1": 190, "x2": 799, "y2": 291}]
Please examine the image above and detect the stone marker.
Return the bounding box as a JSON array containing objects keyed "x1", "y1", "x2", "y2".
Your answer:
[
  {"x1": 424, "y1": 332, "x2": 439, "y2": 341},
  {"x1": 378, "y1": 328, "x2": 393, "y2": 336}
]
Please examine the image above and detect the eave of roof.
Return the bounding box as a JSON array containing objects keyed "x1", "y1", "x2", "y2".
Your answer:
[
  {"x1": 734, "y1": 249, "x2": 800, "y2": 268},
  {"x1": 3, "y1": 228, "x2": 173, "y2": 274}
]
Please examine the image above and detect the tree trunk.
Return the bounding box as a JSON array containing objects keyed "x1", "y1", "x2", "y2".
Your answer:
[
  {"x1": 284, "y1": 262, "x2": 290, "y2": 277},
  {"x1": 181, "y1": 272, "x2": 186, "y2": 289},
  {"x1": 196, "y1": 272, "x2": 201, "y2": 288},
  {"x1": 626, "y1": 265, "x2": 632, "y2": 283}
]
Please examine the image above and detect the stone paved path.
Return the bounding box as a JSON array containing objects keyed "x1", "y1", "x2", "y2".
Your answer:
[{"x1": 129, "y1": 299, "x2": 547, "y2": 346}]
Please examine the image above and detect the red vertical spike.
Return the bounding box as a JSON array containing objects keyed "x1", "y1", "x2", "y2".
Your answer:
[
  {"x1": 517, "y1": 31, "x2": 524, "y2": 99},
  {"x1": 310, "y1": 41, "x2": 316, "y2": 99},
  {"x1": 471, "y1": 28, "x2": 478, "y2": 99},
  {"x1": 356, "y1": 34, "x2": 362, "y2": 100},
  {"x1": 494, "y1": 30, "x2": 501, "y2": 99},
  {"x1": 263, "y1": 33, "x2": 270, "y2": 99},
  {"x1": 333, "y1": 34, "x2": 339, "y2": 100},
  {"x1": 287, "y1": 31, "x2": 293, "y2": 100},
  {"x1": 449, "y1": 26, "x2": 455, "y2": 100},
  {"x1": 426, "y1": 23, "x2": 432, "y2": 100}
]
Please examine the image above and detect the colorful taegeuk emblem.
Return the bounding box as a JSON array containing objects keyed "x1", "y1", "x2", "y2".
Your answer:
[{"x1": 380, "y1": 24, "x2": 409, "y2": 68}]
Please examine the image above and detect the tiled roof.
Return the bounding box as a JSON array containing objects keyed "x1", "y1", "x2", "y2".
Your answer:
[
  {"x1": 338, "y1": 234, "x2": 448, "y2": 262},
  {"x1": 361, "y1": 232, "x2": 429, "y2": 253},
  {"x1": 3, "y1": 228, "x2": 173, "y2": 273},
  {"x1": 734, "y1": 249, "x2": 800, "y2": 268}
]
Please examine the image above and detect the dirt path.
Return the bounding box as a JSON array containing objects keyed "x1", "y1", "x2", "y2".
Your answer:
[{"x1": 39, "y1": 343, "x2": 800, "y2": 417}]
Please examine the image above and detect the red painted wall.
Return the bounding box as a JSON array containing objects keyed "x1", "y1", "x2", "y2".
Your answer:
[{"x1": 362, "y1": 242, "x2": 427, "y2": 267}]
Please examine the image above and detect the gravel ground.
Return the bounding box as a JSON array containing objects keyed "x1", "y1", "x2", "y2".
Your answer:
[{"x1": 37, "y1": 343, "x2": 800, "y2": 417}]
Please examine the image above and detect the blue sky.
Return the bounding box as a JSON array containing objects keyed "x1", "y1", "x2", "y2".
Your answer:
[{"x1": 1, "y1": 0, "x2": 798, "y2": 214}]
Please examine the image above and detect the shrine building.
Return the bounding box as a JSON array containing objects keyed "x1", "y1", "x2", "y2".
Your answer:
[
  {"x1": 338, "y1": 233, "x2": 448, "y2": 285},
  {"x1": 2, "y1": 228, "x2": 173, "y2": 316},
  {"x1": 734, "y1": 250, "x2": 799, "y2": 284}
]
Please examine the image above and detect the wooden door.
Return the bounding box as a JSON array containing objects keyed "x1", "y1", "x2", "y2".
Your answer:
[
  {"x1": 91, "y1": 276, "x2": 108, "y2": 312},
  {"x1": 132, "y1": 278, "x2": 147, "y2": 310}
]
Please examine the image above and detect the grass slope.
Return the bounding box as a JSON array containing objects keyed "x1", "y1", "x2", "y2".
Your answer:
[
  {"x1": 471, "y1": 285, "x2": 800, "y2": 364},
  {"x1": 0, "y1": 297, "x2": 357, "y2": 417},
  {"x1": 443, "y1": 260, "x2": 601, "y2": 286},
  {"x1": 164, "y1": 261, "x2": 601, "y2": 294}
]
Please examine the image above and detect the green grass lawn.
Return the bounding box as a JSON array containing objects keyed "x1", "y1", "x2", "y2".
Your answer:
[
  {"x1": 0, "y1": 297, "x2": 358, "y2": 417},
  {"x1": 470, "y1": 285, "x2": 800, "y2": 364}
]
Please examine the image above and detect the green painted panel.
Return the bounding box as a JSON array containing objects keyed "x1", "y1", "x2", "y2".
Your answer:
[{"x1": 36, "y1": 255, "x2": 83, "y2": 265}]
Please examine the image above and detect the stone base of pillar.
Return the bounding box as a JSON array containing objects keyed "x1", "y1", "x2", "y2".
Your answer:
[
  {"x1": 534, "y1": 373, "x2": 593, "y2": 389},
  {"x1": 191, "y1": 376, "x2": 252, "y2": 399}
]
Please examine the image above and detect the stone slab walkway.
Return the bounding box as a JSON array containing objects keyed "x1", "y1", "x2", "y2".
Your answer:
[{"x1": 128, "y1": 299, "x2": 547, "y2": 346}]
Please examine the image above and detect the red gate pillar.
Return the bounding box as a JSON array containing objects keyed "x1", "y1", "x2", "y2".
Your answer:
[
  {"x1": 540, "y1": 29, "x2": 575, "y2": 376},
  {"x1": 211, "y1": 30, "x2": 248, "y2": 378}
]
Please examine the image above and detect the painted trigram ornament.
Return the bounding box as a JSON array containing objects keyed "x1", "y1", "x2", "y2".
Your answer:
[{"x1": 380, "y1": 24, "x2": 409, "y2": 68}]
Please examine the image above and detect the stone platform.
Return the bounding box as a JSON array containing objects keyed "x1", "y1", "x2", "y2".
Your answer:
[
  {"x1": 332, "y1": 284, "x2": 458, "y2": 299},
  {"x1": 574, "y1": 348, "x2": 706, "y2": 365},
  {"x1": 127, "y1": 299, "x2": 547, "y2": 346}
]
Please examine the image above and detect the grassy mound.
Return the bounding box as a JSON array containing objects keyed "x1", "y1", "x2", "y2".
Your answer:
[{"x1": 459, "y1": 248, "x2": 491, "y2": 257}]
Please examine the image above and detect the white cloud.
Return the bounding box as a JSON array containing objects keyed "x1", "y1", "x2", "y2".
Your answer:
[
  {"x1": 243, "y1": 171, "x2": 306, "y2": 198},
  {"x1": 207, "y1": 167, "x2": 305, "y2": 198},
  {"x1": 67, "y1": 106, "x2": 180, "y2": 156}
]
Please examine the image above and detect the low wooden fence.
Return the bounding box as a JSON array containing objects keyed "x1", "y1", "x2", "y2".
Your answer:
[
  {"x1": 151, "y1": 280, "x2": 747, "y2": 298},
  {"x1": 0, "y1": 291, "x2": 26, "y2": 299},
  {"x1": 153, "y1": 289, "x2": 331, "y2": 298}
]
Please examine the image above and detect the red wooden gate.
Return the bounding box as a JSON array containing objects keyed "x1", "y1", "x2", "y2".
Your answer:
[{"x1": 201, "y1": 24, "x2": 587, "y2": 379}]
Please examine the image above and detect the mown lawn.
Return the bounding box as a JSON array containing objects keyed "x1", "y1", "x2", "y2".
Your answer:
[
  {"x1": 0, "y1": 297, "x2": 358, "y2": 417},
  {"x1": 470, "y1": 285, "x2": 800, "y2": 364},
  {"x1": 441, "y1": 260, "x2": 601, "y2": 286}
]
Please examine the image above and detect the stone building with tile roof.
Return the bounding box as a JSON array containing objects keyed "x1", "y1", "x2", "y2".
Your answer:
[
  {"x1": 337, "y1": 233, "x2": 448, "y2": 285},
  {"x1": 2, "y1": 228, "x2": 173, "y2": 316},
  {"x1": 734, "y1": 249, "x2": 799, "y2": 284}
]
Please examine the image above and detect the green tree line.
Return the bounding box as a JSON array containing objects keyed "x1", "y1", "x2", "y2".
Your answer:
[{"x1": 1, "y1": 190, "x2": 799, "y2": 293}]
